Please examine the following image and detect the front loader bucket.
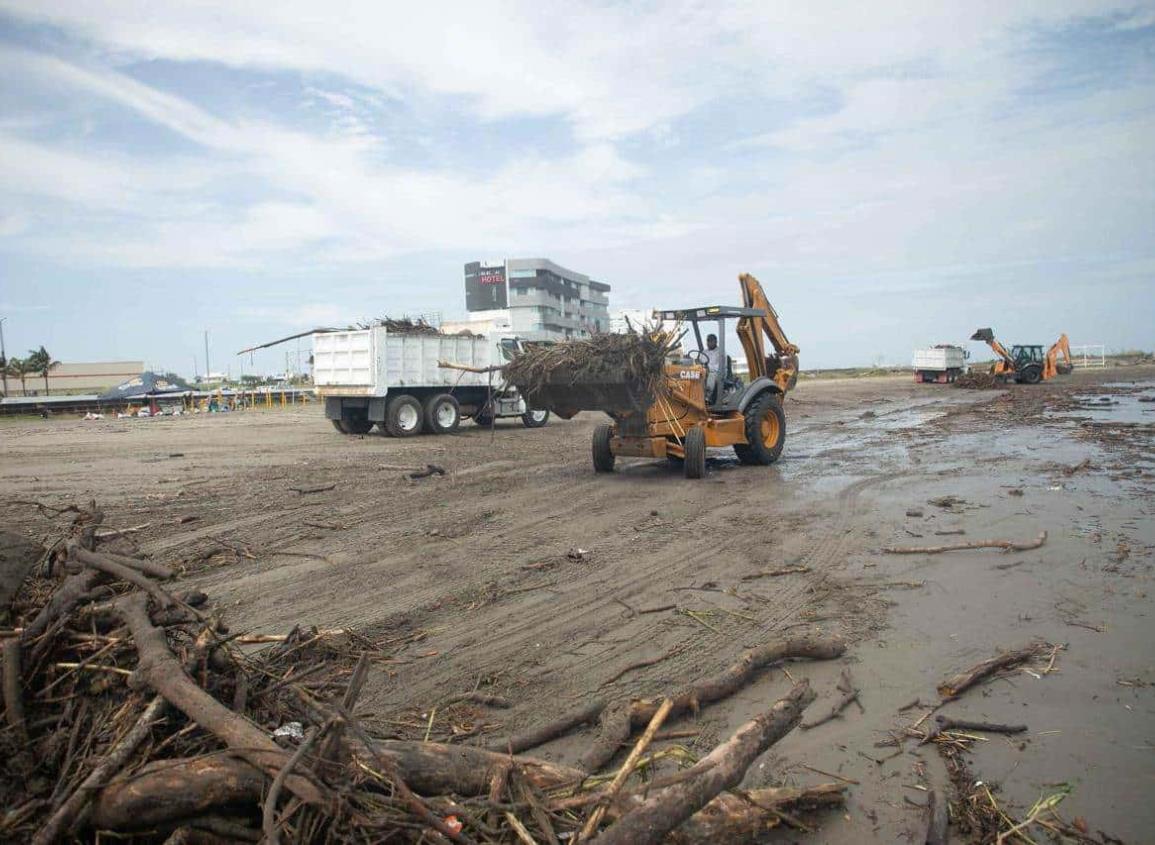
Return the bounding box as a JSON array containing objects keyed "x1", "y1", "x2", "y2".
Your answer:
[
  {"x1": 518, "y1": 367, "x2": 654, "y2": 419},
  {"x1": 971, "y1": 328, "x2": 994, "y2": 342}
]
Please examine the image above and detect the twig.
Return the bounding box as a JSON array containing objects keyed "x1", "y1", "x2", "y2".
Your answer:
[
  {"x1": 884, "y1": 532, "x2": 1046, "y2": 555},
  {"x1": 578, "y1": 698, "x2": 673, "y2": 841},
  {"x1": 801, "y1": 669, "x2": 861, "y2": 730},
  {"x1": 443, "y1": 692, "x2": 512, "y2": 708},
  {"x1": 740, "y1": 566, "x2": 811, "y2": 580},
  {"x1": 797, "y1": 764, "x2": 859, "y2": 785},
  {"x1": 601, "y1": 648, "x2": 680, "y2": 686},
  {"x1": 263, "y1": 725, "x2": 324, "y2": 845},
  {"x1": 289, "y1": 484, "x2": 336, "y2": 494}
]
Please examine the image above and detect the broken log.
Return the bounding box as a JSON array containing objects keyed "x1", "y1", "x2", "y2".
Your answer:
[
  {"x1": 86, "y1": 549, "x2": 174, "y2": 580},
  {"x1": 20, "y1": 570, "x2": 100, "y2": 643},
  {"x1": 883, "y1": 532, "x2": 1047, "y2": 555},
  {"x1": 669, "y1": 783, "x2": 847, "y2": 842},
  {"x1": 925, "y1": 788, "x2": 948, "y2": 845},
  {"x1": 937, "y1": 643, "x2": 1050, "y2": 699},
  {"x1": 33, "y1": 695, "x2": 167, "y2": 844},
  {"x1": 591, "y1": 682, "x2": 817, "y2": 845},
  {"x1": 484, "y1": 699, "x2": 607, "y2": 754},
  {"x1": 115, "y1": 593, "x2": 323, "y2": 804},
  {"x1": 2, "y1": 638, "x2": 25, "y2": 740},
  {"x1": 90, "y1": 757, "x2": 268, "y2": 830}
]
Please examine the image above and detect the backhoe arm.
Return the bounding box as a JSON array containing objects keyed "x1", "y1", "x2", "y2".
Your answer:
[
  {"x1": 970, "y1": 328, "x2": 1015, "y2": 370},
  {"x1": 1046, "y1": 333, "x2": 1072, "y2": 378},
  {"x1": 736, "y1": 273, "x2": 800, "y2": 393}
]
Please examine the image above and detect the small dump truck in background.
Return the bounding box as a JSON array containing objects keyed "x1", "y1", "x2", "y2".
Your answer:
[
  {"x1": 912, "y1": 345, "x2": 969, "y2": 384},
  {"x1": 313, "y1": 327, "x2": 548, "y2": 436}
]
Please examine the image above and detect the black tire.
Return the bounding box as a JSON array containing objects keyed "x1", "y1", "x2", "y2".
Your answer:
[
  {"x1": 592, "y1": 423, "x2": 615, "y2": 473},
  {"x1": 684, "y1": 427, "x2": 706, "y2": 479},
  {"x1": 472, "y1": 411, "x2": 494, "y2": 427},
  {"x1": 331, "y1": 419, "x2": 349, "y2": 434},
  {"x1": 424, "y1": 393, "x2": 460, "y2": 435},
  {"x1": 1018, "y1": 365, "x2": 1042, "y2": 385},
  {"x1": 733, "y1": 392, "x2": 786, "y2": 465},
  {"x1": 522, "y1": 408, "x2": 550, "y2": 428},
  {"x1": 385, "y1": 394, "x2": 423, "y2": 437},
  {"x1": 341, "y1": 412, "x2": 374, "y2": 435}
]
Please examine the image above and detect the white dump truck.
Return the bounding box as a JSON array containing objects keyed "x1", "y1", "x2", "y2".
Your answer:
[
  {"x1": 912, "y1": 344, "x2": 969, "y2": 384},
  {"x1": 312, "y1": 327, "x2": 549, "y2": 435}
]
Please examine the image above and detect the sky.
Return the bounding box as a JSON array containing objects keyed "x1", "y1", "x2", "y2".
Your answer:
[{"x1": 0, "y1": 1, "x2": 1153, "y2": 375}]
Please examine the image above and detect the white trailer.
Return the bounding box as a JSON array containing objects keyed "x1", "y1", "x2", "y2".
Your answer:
[
  {"x1": 912, "y1": 345, "x2": 969, "y2": 384},
  {"x1": 313, "y1": 328, "x2": 548, "y2": 436}
]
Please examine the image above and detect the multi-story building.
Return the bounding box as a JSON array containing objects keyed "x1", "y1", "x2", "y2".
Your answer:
[{"x1": 457, "y1": 258, "x2": 611, "y2": 342}]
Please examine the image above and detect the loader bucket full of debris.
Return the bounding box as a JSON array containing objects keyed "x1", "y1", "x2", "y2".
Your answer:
[{"x1": 504, "y1": 331, "x2": 680, "y2": 419}]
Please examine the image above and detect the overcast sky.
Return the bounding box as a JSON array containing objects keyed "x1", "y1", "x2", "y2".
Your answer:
[{"x1": 1, "y1": 2, "x2": 1152, "y2": 375}]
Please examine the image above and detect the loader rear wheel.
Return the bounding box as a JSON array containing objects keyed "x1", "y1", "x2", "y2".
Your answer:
[
  {"x1": 424, "y1": 393, "x2": 460, "y2": 435},
  {"x1": 684, "y1": 427, "x2": 706, "y2": 479},
  {"x1": 592, "y1": 424, "x2": 615, "y2": 473},
  {"x1": 385, "y1": 394, "x2": 423, "y2": 437},
  {"x1": 734, "y1": 392, "x2": 785, "y2": 465}
]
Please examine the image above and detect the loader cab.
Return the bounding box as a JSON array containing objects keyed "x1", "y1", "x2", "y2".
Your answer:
[
  {"x1": 1010, "y1": 345, "x2": 1044, "y2": 366},
  {"x1": 655, "y1": 305, "x2": 763, "y2": 408}
]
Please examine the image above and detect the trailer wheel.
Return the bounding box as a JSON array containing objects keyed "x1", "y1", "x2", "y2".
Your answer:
[
  {"x1": 521, "y1": 409, "x2": 550, "y2": 428},
  {"x1": 385, "y1": 394, "x2": 423, "y2": 437},
  {"x1": 733, "y1": 392, "x2": 785, "y2": 465},
  {"x1": 592, "y1": 424, "x2": 615, "y2": 473},
  {"x1": 424, "y1": 394, "x2": 460, "y2": 435},
  {"x1": 684, "y1": 427, "x2": 707, "y2": 479}
]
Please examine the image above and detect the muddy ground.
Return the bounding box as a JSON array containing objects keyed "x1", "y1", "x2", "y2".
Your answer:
[{"x1": 3, "y1": 367, "x2": 1153, "y2": 843}]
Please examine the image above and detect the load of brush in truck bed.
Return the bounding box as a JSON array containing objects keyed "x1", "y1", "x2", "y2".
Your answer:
[{"x1": 505, "y1": 331, "x2": 679, "y2": 417}]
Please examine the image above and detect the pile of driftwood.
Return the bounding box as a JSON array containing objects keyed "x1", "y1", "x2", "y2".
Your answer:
[
  {"x1": 1, "y1": 504, "x2": 849, "y2": 844},
  {"x1": 954, "y1": 371, "x2": 1003, "y2": 390},
  {"x1": 504, "y1": 331, "x2": 680, "y2": 414}
]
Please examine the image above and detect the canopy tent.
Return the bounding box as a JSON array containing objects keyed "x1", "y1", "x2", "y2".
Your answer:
[{"x1": 98, "y1": 372, "x2": 187, "y2": 401}]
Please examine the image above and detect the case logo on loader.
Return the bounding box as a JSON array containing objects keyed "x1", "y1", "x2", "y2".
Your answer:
[{"x1": 678, "y1": 370, "x2": 702, "y2": 380}]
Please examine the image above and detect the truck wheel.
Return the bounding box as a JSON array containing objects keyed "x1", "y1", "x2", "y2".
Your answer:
[
  {"x1": 341, "y1": 412, "x2": 374, "y2": 435},
  {"x1": 385, "y1": 394, "x2": 423, "y2": 437},
  {"x1": 733, "y1": 392, "x2": 785, "y2": 465},
  {"x1": 684, "y1": 427, "x2": 707, "y2": 479},
  {"x1": 331, "y1": 419, "x2": 349, "y2": 434},
  {"x1": 1017, "y1": 364, "x2": 1042, "y2": 385},
  {"x1": 424, "y1": 394, "x2": 460, "y2": 435},
  {"x1": 592, "y1": 424, "x2": 615, "y2": 473},
  {"x1": 522, "y1": 409, "x2": 550, "y2": 428}
]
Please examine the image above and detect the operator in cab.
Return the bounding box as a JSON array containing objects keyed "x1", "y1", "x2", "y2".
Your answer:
[{"x1": 703, "y1": 333, "x2": 722, "y2": 401}]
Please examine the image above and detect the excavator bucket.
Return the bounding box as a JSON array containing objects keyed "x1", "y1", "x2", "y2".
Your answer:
[{"x1": 971, "y1": 328, "x2": 995, "y2": 342}]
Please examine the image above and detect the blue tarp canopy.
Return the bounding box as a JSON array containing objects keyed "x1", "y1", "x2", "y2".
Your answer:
[{"x1": 98, "y1": 372, "x2": 187, "y2": 401}]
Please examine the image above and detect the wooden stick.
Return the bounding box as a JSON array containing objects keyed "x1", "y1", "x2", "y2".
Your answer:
[
  {"x1": 86, "y1": 549, "x2": 174, "y2": 580},
  {"x1": 937, "y1": 643, "x2": 1050, "y2": 699},
  {"x1": 579, "y1": 698, "x2": 673, "y2": 841},
  {"x1": 801, "y1": 669, "x2": 861, "y2": 729},
  {"x1": 2, "y1": 639, "x2": 26, "y2": 741},
  {"x1": 438, "y1": 360, "x2": 505, "y2": 374},
  {"x1": 884, "y1": 532, "x2": 1046, "y2": 555},
  {"x1": 72, "y1": 547, "x2": 175, "y2": 607},
  {"x1": 32, "y1": 695, "x2": 167, "y2": 845},
  {"x1": 925, "y1": 788, "x2": 948, "y2": 845},
  {"x1": 262, "y1": 725, "x2": 323, "y2": 845},
  {"x1": 289, "y1": 484, "x2": 335, "y2": 494},
  {"x1": 740, "y1": 566, "x2": 811, "y2": 580},
  {"x1": 485, "y1": 699, "x2": 607, "y2": 754}
]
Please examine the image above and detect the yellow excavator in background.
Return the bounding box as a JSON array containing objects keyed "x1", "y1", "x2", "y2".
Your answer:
[
  {"x1": 525, "y1": 273, "x2": 799, "y2": 479},
  {"x1": 971, "y1": 329, "x2": 1073, "y2": 384}
]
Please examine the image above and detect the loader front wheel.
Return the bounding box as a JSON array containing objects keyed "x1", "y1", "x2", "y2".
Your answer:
[
  {"x1": 734, "y1": 392, "x2": 785, "y2": 465},
  {"x1": 341, "y1": 412, "x2": 374, "y2": 435},
  {"x1": 592, "y1": 424, "x2": 615, "y2": 473},
  {"x1": 331, "y1": 419, "x2": 349, "y2": 434},
  {"x1": 684, "y1": 427, "x2": 706, "y2": 479}
]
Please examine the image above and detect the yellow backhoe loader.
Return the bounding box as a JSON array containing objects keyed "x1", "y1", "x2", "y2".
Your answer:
[
  {"x1": 971, "y1": 328, "x2": 1073, "y2": 384},
  {"x1": 525, "y1": 273, "x2": 799, "y2": 479}
]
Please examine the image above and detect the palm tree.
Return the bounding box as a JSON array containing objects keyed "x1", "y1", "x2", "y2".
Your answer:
[
  {"x1": 6, "y1": 357, "x2": 30, "y2": 396},
  {"x1": 30, "y1": 346, "x2": 60, "y2": 395}
]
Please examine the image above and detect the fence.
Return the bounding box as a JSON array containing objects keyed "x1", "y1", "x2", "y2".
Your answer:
[{"x1": 1069, "y1": 344, "x2": 1106, "y2": 369}]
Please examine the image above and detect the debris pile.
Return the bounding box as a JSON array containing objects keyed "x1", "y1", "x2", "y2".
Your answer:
[
  {"x1": 954, "y1": 370, "x2": 1002, "y2": 390},
  {"x1": 505, "y1": 330, "x2": 681, "y2": 414},
  {"x1": 1, "y1": 504, "x2": 848, "y2": 844}
]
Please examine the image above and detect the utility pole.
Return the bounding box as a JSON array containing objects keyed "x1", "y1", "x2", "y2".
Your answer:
[
  {"x1": 203, "y1": 330, "x2": 210, "y2": 381},
  {"x1": 0, "y1": 316, "x2": 7, "y2": 397}
]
